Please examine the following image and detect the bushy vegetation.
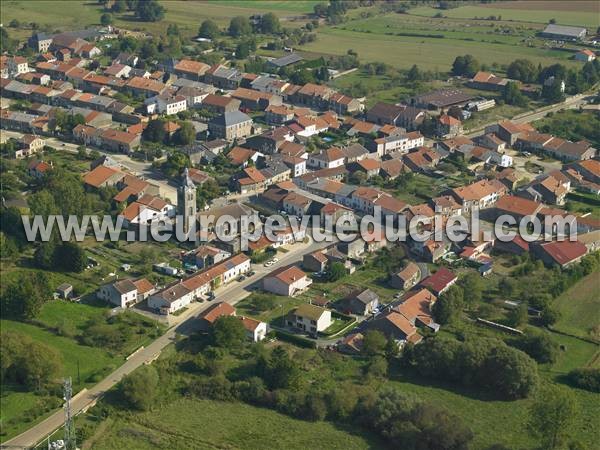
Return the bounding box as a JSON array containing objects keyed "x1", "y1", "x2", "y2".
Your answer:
[
  {"x1": 403, "y1": 337, "x2": 540, "y2": 399},
  {"x1": 566, "y1": 368, "x2": 600, "y2": 393}
]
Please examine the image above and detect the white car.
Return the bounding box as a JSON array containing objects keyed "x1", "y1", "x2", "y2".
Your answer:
[
  {"x1": 264, "y1": 261, "x2": 273, "y2": 267},
  {"x1": 271, "y1": 257, "x2": 279, "y2": 263}
]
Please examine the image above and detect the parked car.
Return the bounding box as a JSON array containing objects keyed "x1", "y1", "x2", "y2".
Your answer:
[{"x1": 237, "y1": 275, "x2": 246, "y2": 282}]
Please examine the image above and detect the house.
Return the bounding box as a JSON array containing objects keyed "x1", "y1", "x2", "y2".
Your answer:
[
  {"x1": 55, "y1": 283, "x2": 74, "y2": 300},
  {"x1": 337, "y1": 238, "x2": 366, "y2": 259},
  {"x1": 429, "y1": 195, "x2": 462, "y2": 218},
  {"x1": 6, "y1": 57, "x2": 29, "y2": 78},
  {"x1": 286, "y1": 303, "x2": 332, "y2": 335},
  {"x1": 119, "y1": 194, "x2": 175, "y2": 226},
  {"x1": 184, "y1": 245, "x2": 231, "y2": 269},
  {"x1": 339, "y1": 288, "x2": 379, "y2": 316},
  {"x1": 419, "y1": 267, "x2": 457, "y2": 296},
  {"x1": 97, "y1": 278, "x2": 155, "y2": 308},
  {"x1": 392, "y1": 287, "x2": 439, "y2": 332},
  {"x1": 390, "y1": 262, "x2": 421, "y2": 290},
  {"x1": 368, "y1": 311, "x2": 421, "y2": 343},
  {"x1": 308, "y1": 147, "x2": 345, "y2": 169},
  {"x1": 474, "y1": 133, "x2": 506, "y2": 152},
  {"x1": 539, "y1": 24, "x2": 587, "y2": 41},
  {"x1": 204, "y1": 64, "x2": 242, "y2": 90},
  {"x1": 468, "y1": 71, "x2": 511, "y2": 91},
  {"x1": 303, "y1": 250, "x2": 329, "y2": 273},
  {"x1": 403, "y1": 146, "x2": 441, "y2": 172},
  {"x1": 436, "y1": 114, "x2": 463, "y2": 138},
  {"x1": 575, "y1": 49, "x2": 596, "y2": 62},
  {"x1": 125, "y1": 76, "x2": 167, "y2": 98},
  {"x1": 263, "y1": 265, "x2": 312, "y2": 296},
  {"x1": 226, "y1": 146, "x2": 259, "y2": 167},
  {"x1": 494, "y1": 234, "x2": 530, "y2": 255},
  {"x1": 238, "y1": 316, "x2": 268, "y2": 342},
  {"x1": 532, "y1": 240, "x2": 588, "y2": 268},
  {"x1": 328, "y1": 93, "x2": 363, "y2": 115},
  {"x1": 104, "y1": 63, "x2": 131, "y2": 79},
  {"x1": 99, "y1": 128, "x2": 141, "y2": 154},
  {"x1": 348, "y1": 158, "x2": 381, "y2": 179},
  {"x1": 145, "y1": 94, "x2": 187, "y2": 115},
  {"x1": 83, "y1": 165, "x2": 124, "y2": 189},
  {"x1": 367, "y1": 131, "x2": 425, "y2": 157},
  {"x1": 198, "y1": 301, "x2": 236, "y2": 330},
  {"x1": 267, "y1": 53, "x2": 304, "y2": 70},
  {"x1": 201, "y1": 94, "x2": 241, "y2": 114},
  {"x1": 282, "y1": 191, "x2": 313, "y2": 216},
  {"x1": 411, "y1": 238, "x2": 449, "y2": 263},
  {"x1": 366, "y1": 102, "x2": 426, "y2": 130},
  {"x1": 14, "y1": 134, "x2": 45, "y2": 159},
  {"x1": 337, "y1": 332, "x2": 365, "y2": 354},
  {"x1": 485, "y1": 120, "x2": 533, "y2": 147},
  {"x1": 410, "y1": 89, "x2": 474, "y2": 111},
  {"x1": 173, "y1": 59, "x2": 210, "y2": 81},
  {"x1": 24, "y1": 159, "x2": 50, "y2": 178},
  {"x1": 231, "y1": 87, "x2": 282, "y2": 111},
  {"x1": 245, "y1": 126, "x2": 293, "y2": 154},
  {"x1": 494, "y1": 195, "x2": 543, "y2": 221},
  {"x1": 341, "y1": 143, "x2": 370, "y2": 163},
  {"x1": 208, "y1": 111, "x2": 253, "y2": 140},
  {"x1": 450, "y1": 179, "x2": 507, "y2": 213}
]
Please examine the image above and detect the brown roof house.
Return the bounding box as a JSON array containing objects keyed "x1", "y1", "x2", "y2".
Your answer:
[
  {"x1": 263, "y1": 265, "x2": 312, "y2": 297},
  {"x1": 338, "y1": 288, "x2": 379, "y2": 316},
  {"x1": 390, "y1": 261, "x2": 421, "y2": 290}
]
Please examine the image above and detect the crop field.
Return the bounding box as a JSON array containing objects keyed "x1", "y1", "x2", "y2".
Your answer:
[
  {"x1": 409, "y1": 3, "x2": 599, "y2": 28},
  {"x1": 86, "y1": 398, "x2": 379, "y2": 450}
]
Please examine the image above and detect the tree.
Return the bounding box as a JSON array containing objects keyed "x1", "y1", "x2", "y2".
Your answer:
[
  {"x1": 100, "y1": 13, "x2": 113, "y2": 26},
  {"x1": 503, "y1": 81, "x2": 528, "y2": 107},
  {"x1": 263, "y1": 346, "x2": 301, "y2": 390},
  {"x1": 542, "y1": 78, "x2": 565, "y2": 103},
  {"x1": 327, "y1": 262, "x2": 346, "y2": 282},
  {"x1": 506, "y1": 304, "x2": 528, "y2": 328},
  {"x1": 529, "y1": 385, "x2": 579, "y2": 449},
  {"x1": 513, "y1": 329, "x2": 559, "y2": 364},
  {"x1": 54, "y1": 242, "x2": 86, "y2": 272},
  {"x1": 260, "y1": 13, "x2": 281, "y2": 34},
  {"x1": 567, "y1": 368, "x2": 600, "y2": 393},
  {"x1": 199, "y1": 19, "x2": 219, "y2": 39},
  {"x1": 120, "y1": 365, "x2": 159, "y2": 410},
  {"x1": 362, "y1": 330, "x2": 386, "y2": 356},
  {"x1": 135, "y1": 0, "x2": 165, "y2": 22},
  {"x1": 482, "y1": 344, "x2": 539, "y2": 399},
  {"x1": 229, "y1": 16, "x2": 252, "y2": 37},
  {"x1": 367, "y1": 355, "x2": 388, "y2": 379},
  {"x1": 111, "y1": 0, "x2": 126, "y2": 13},
  {"x1": 1, "y1": 273, "x2": 52, "y2": 320},
  {"x1": 507, "y1": 58, "x2": 538, "y2": 83},
  {"x1": 143, "y1": 119, "x2": 166, "y2": 143},
  {"x1": 432, "y1": 285, "x2": 464, "y2": 324},
  {"x1": 540, "y1": 306, "x2": 561, "y2": 326},
  {"x1": 451, "y1": 54, "x2": 480, "y2": 77},
  {"x1": 174, "y1": 121, "x2": 195, "y2": 145},
  {"x1": 34, "y1": 240, "x2": 57, "y2": 269},
  {"x1": 460, "y1": 273, "x2": 483, "y2": 307},
  {"x1": 212, "y1": 316, "x2": 246, "y2": 348}
]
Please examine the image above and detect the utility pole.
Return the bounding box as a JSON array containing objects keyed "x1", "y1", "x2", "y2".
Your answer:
[{"x1": 63, "y1": 377, "x2": 76, "y2": 450}]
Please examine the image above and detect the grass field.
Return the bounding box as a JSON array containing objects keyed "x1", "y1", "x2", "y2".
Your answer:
[
  {"x1": 0, "y1": 0, "x2": 314, "y2": 40},
  {"x1": 86, "y1": 398, "x2": 379, "y2": 450},
  {"x1": 553, "y1": 272, "x2": 600, "y2": 340},
  {"x1": 0, "y1": 299, "x2": 163, "y2": 441},
  {"x1": 300, "y1": 25, "x2": 577, "y2": 71},
  {"x1": 408, "y1": 4, "x2": 599, "y2": 28}
]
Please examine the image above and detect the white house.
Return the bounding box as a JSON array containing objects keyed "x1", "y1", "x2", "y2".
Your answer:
[
  {"x1": 145, "y1": 94, "x2": 187, "y2": 115},
  {"x1": 308, "y1": 147, "x2": 345, "y2": 169},
  {"x1": 7, "y1": 57, "x2": 29, "y2": 78},
  {"x1": 287, "y1": 303, "x2": 332, "y2": 335},
  {"x1": 238, "y1": 316, "x2": 268, "y2": 342},
  {"x1": 119, "y1": 194, "x2": 175, "y2": 226},
  {"x1": 97, "y1": 278, "x2": 155, "y2": 308},
  {"x1": 148, "y1": 283, "x2": 194, "y2": 314},
  {"x1": 263, "y1": 265, "x2": 312, "y2": 296}
]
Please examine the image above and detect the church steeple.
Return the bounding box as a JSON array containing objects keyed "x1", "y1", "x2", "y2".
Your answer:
[{"x1": 178, "y1": 168, "x2": 196, "y2": 235}]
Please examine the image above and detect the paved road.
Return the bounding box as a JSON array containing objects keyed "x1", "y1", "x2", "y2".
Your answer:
[
  {"x1": 0, "y1": 130, "x2": 177, "y2": 203},
  {"x1": 0, "y1": 235, "x2": 331, "y2": 449}
]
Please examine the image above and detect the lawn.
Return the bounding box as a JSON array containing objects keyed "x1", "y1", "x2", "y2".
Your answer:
[
  {"x1": 86, "y1": 398, "x2": 379, "y2": 450},
  {"x1": 408, "y1": 4, "x2": 599, "y2": 28},
  {"x1": 553, "y1": 272, "x2": 600, "y2": 340},
  {"x1": 565, "y1": 191, "x2": 600, "y2": 219}
]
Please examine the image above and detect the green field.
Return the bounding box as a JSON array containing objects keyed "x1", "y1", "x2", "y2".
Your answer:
[
  {"x1": 409, "y1": 3, "x2": 599, "y2": 28},
  {"x1": 86, "y1": 398, "x2": 379, "y2": 450},
  {"x1": 301, "y1": 25, "x2": 578, "y2": 71},
  {"x1": 0, "y1": 0, "x2": 314, "y2": 40},
  {"x1": 553, "y1": 272, "x2": 600, "y2": 340},
  {"x1": 0, "y1": 300, "x2": 162, "y2": 441}
]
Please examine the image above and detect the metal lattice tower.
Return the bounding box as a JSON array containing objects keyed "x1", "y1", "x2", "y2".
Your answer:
[{"x1": 63, "y1": 377, "x2": 76, "y2": 450}]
